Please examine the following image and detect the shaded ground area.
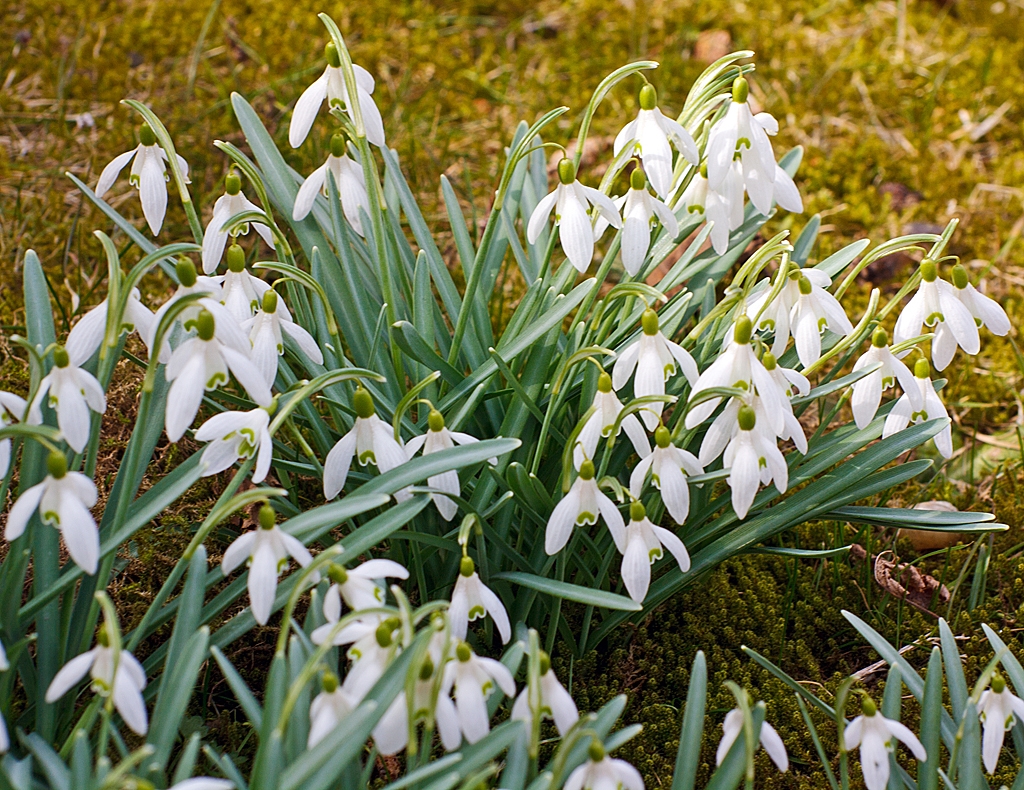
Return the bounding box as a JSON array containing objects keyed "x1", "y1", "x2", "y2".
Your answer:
[{"x1": 2, "y1": 1, "x2": 1024, "y2": 787}]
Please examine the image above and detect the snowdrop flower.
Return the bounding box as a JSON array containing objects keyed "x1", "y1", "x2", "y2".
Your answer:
[
  {"x1": 629, "y1": 426, "x2": 703, "y2": 525},
  {"x1": 851, "y1": 328, "x2": 921, "y2": 429},
  {"x1": 620, "y1": 500, "x2": 690, "y2": 603},
  {"x1": 844, "y1": 696, "x2": 926, "y2": 790},
  {"x1": 685, "y1": 316, "x2": 785, "y2": 431},
  {"x1": 612, "y1": 308, "x2": 699, "y2": 430},
  {"x1": 65, "y1": 288, "x2": 160, "y2": 365},
  {"x1": 164, "y1": 304, "x2": 273, "y2": 442},
  {"x1": 527, "y1": 158, "x2": 622, "y2": 273},
  {"x1": 755, "y1": 358, "x2": 808, "y2": 454},
  {"x1": 745, "y1": 272, "x2": 801, "y2": 359},
  {"x1": 202, "y1": 172, "x2": 274, "y2": 273},
  {"x1": 882, "y1": 358, "x2": 952, "y2": 458},
  {"x1": 790, "y1": 272, "x2": 853, "y2": 368},
  {"x1": 772, "y1": 162, "x2": 803, "y2": 214},
  {"x1": 217, "y1": 244, "x2": 271, "y2": 323},
  {"x1": 678, "y1": 162, "x2": 744, "y2": 255},
  {"x1": 950, "y1": 263, "x2": 1010, "y2": 338},
  {"x1": 546, "y1": 460, "x2": 626, "y2": 555},
  {"x1": 195, "y1": 406, "x2": 274, "y2": 483},
  {"x1": 565, "y1": 740, "x2": 644, "y2": 790},
  {"x1": 340, "y1": 616, "x2": 402, "y2": 701},
  {"x1": 27, "y1": 345, "x2": 106, "y2": 454},
  {"x1": 168, "y1": 781, "x2": 233, "y2": 790},
  {"x1": 220, "y1": 504, "x2": 315, "y2": 625},
  {"x1": 978, "y1": 673, "x2": 1024, "y2": 774},
  {"x1": 761, "y1": 350, "x2": 809, "y2": 400},
  {"x1": 323, "y1": 558, "x2": 409, "y2": 615},
  {"x1": 706, "y1": 77, "x2": 782, "y2": 217},
  {"x1": 308, "y1": 671, "x2": 358, "y2": 748},
  {"x1": 894, "y1": 259, "x2": 979, "y2": 371},
  {"x1": 5, "y1": 452, "x2": 99, "y2": 573},
  {"x1": 323, "y1": 386, "x2": 407, "y2": 499},
  {"x1": 449, "y1": 556, "x2": 511, "y2": 644},
  {"x1": 510, "y1": 649, "x2": 579, "y2": 736},
  {"x1": 289, "y1": 42, "x2": 385, "y2": 148},
  {"x1": 0, "y1": 391, "x2": 26, "y2": 478},
  {"x1": 243, "y1": 289, "x2": 323, "y2": 387},
  {"x1": 574, "y1": 371, "x2": 651, "y2": 470},
  {"x1": 716, "y1": 707, "x2": 789, "y2": 772},
  {"x1": 293, "y1": 134, "x2": 371, "y2": 234},
  {"x1": 616, "y1": 168, "x2": 679, "y2": 276},
  {"x1": 95, "y1": 123, "x2": 189, "y2": 235},
  {"x1": 725, "y1": 405, "x2": 788, "y2": 519},
  {"x1": 46, "y1": 627, "x2": 148, "y2": 735},
  {"x1": 614, "y1": 85, "x2": 698, "y2": 199},
  {"x1": 435, "y1": 641, "x2": 516, "y2": 750},
  {"x1": 149, "y1": 258, "x2": 224, "y2": 348},
  {"x1": 404, "y1": 409, "x2": 490, "y2": 521}
]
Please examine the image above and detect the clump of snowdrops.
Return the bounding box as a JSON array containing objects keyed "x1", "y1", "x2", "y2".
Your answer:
[{"x1": 0, "y1": 13, "x2": 1012, "y2": 790}]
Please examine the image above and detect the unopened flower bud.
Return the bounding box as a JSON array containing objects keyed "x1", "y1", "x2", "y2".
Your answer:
[
  {"x1": 993, "y1": 674, "x2": 1006, "y2": 693},
  {"x1": 630, "y1": 167, "x2": 647, "y2": 191},
  {"x1": 588, "y1": 739, "x2": 606, "y2": 762},
  {"x1": 258, "y1": 503, "x2": 276, "y2": 530},
  {"x1": 951, "y1": 263, "x2": 969, "y2": 290},
  {"x1": 330, "y1": 133, "x2": 346, "y2": 158},
  {"x1": 557, "y1": 158, "x2": 576, "y2": 185},
  {"x1": 872, "y1": 328, "x2": 888, "y2": 348},
  {"x1": 460, "y1": 555, "x2": 475, "y2": 577},
  {"x1": 196, "y1": 309, "x2": 216, "y2": 341},
  {"x1": 861, "y1": 696, "x2": 877, "y2": 717},
  {"x1": 53, "y1": 345, "x2": 70, "y2": 368},
  {"x1": 738, "y1": 404, "x2": 756, "y2": 431},
  {"x1": 324, "y1": 42, "x2": 341, "y2": 68},
  {"x1": 762, "y1": 351, "x2": 777, "y2": 371},
  {"x1": 597, "y1": 371, "x2": 613, "y2": 393},
  {"x1": 733, "y1": 315, "x2": 752, "y2": 344},
  {"x1": 262, "y1": 289, "x2": 278, "y2": 314},
  {"x1": 375, "y1": 621, "x2": 395, "y2": 648},
  {"x1": 914, "y1": 358, "x2": 930, "y2": 378},
  {"x1": 176, "y1": 257, "x2": 198, "y2": 287},
  {"x1": 428, "y1": 408, "x2": 445, "y2": 432},
  {"x1": 139, "y1": 123, "x2": 157, "y2": 147},
  {"x1": 322, "y1": 671, "x2": 339, "y2": 693},
  {"x1": 456, "y1": 642, "x2": 472, "y2": 662},
  {"x1": 226, "y1": 243, "x2": 246, "y2": 273},
  {"x1": 920, "y1": 259, "x2": 937, "y2": 283},
  {"x1": 579, "y1": 459, "x2": 596, "y2": 480},
  {"x1": 797, "y1": 275, "x2": 813, "y2": 295},
  {"x1": 639, "y1": 83, "x2": 657, "y2": 111},
  {"x1": 630, "y1": 500, "x2": 646, "y2": 522},
  {"x1": 731, "y1": 76, "x2": 749, "y2": 103},
  {"x1": 419, "y1": 655, "x2": 435, "y2": 680},
  {"x1": 654, "y1": 425, "x2": 671, "y2": 449},
  {"x1": 328, "y1": 563, "x2": 349, "y2": 585},
  {"x1": 97, "y1": 627, "x2": 111, "y2": 647},
  {"x1": 538, "y1": 649, "x2": 551, "y2": 675},
  {"x1": 47, "y1": 450, "x2": 67, "y2": 479},
  {"x1": 225, "y1": 172, "x2": 242, "y2": 196},
  {"x1": 353, "y1": 387, "x2": 375, "y2": 419}
]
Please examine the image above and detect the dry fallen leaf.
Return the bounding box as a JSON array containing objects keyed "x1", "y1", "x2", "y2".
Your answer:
[{"x1": 873, "y1": 550, "x2": 950, "y2": 615}]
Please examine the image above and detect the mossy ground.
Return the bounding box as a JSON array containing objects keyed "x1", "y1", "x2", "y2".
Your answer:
[{"x1": 2, "y1": 0, "x2": 1024, "y2": 787}]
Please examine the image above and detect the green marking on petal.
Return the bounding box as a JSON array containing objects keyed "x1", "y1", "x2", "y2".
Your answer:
[{"x1": 468, "y1": 604, "x2": 486, "y2": 620}]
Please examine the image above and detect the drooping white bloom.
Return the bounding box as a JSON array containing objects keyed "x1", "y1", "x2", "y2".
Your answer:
[
  {"x1": 149, "y1": 259, "x2": 224, "y2": 347},
  {"x1": 615, "y1": 168, "x2": 680, "y2": 276},
  {"x1": 619, "y1": 500, "x2": 690, "y2": 603},
  {"x1": 772, "y1": 162, "x2": 803, "y2": 214},
  {"x1": 894, "y1": 259, "x2": 980, "y2": 371},
  {"x1": 510, "y1": 649, "x2": 579, "y2": 736},
  {"x1": 292, "y1": 134, "x2": 371, "y2": 234},
  {"x1": 978, "y1": 674, "x2": 1024, "y2": 774},
  {"x1": 289, "y1": 43, "x2": 385, "y2": 148},
  {"x1": 339, "y1": 616, "x2": 401, "y2": 701},
  {"x1": 243, "y1": 289, "x2": 323, "y2": 387},
  {"x1": 201, "y1": 172, "x2": 275, "y2": 273},
  {"x1": 850, "y1": 328, "x2": 921, "y2": 429},
  {"x1": 65, "y1": 288, "x2": 161, "y2": 365},
  {"x1": 449, "y1": 556, "x2": 511, "y2": 644},
  {"x1": 5, "y1": 452, "x2": 99, "y2": 573},
  {"x1": 789, "y1": 272, "x2": 853, "y2": 369},
  {"x1": 164, "y1": 303, "x2": 273, "y2": 442},
  {"x1": 565, "y1": 742, "x2": 645, "y2": 790},
  {"x1": 308, "y1": 671, "x2": 358, "y2": 748},
  {"x1": 95, "y1": 123, "x2": 190, "y2": 236},
  {"x1": 706, "y1": 77, "x2": 788, "y2": 217},
  {"x1": 629, "y1": 426, "x2": 703, "y2": 525},
  {"x1": 882, "y1": 358, "x2": 953, "y2": 458},
  {"x1": 844, "y1": 698, "x2": 926, "y2": 790},
  {"x1": 27, "y1": 346, "x2": 106, "y2": 454},
  {"x1": 435, "y1": 641, "x2": 516, "y2": 750},
  {"x1": 716, "y1": 708, "x2": 789, "y2": 772},
  {"x1": 323, "y1": 387, "x2": 407, "y2": 499},
  {"x1": 215, "y1": 244, "x2": 272, "y2": 323},
  {"x1": 46, "y1": 631, "x2": 148, "y2": 735},
  {"x1": 612, "y1": 308, "x2": 699, "y2": 430},
  {"x1": 0, "y1": 391, "x2": 27, "y2": 478},
  {"x1": 546, "y1": 460, "x2": 626, "y2": 555},
  {"x1": 950, "y1": 264, "x2": 1010, "y2": 339},
  {"x1": 752, "y1": 374, "x2": 808, "y2": 455},
  {"x1": 574, "y1": 371, "x2": 651, "y2": 470},
  {"x1": 677, "y1": 162, "x2": 744, "y2": 255},
  {"x1": 745, "y1": 273, "x2": 800, "y2": 359},
  {"x1": 404, "y1": 409, "x2": 490, "y2": 521},
  {"x1": 195, "y1": 407, "x2": 273, "y2": 483},
  {"x1": 614, "y1": 85, "x2": 698, "y2": 199},
  {"x1": 724, "y1": 404, "x2": 788, "y2": 519},
  {"x1": 322, "y1": 558, "x2": 409, "y2": 615},
  {"x1": 685, "y1": 316, "x2": 786, "y2": 432},
  {"x1": 527, "y1": 158, "x2": 622, "y2": 273},
  {"x1": 220, "y1": 504, "x2": 315, "y2": 625}
]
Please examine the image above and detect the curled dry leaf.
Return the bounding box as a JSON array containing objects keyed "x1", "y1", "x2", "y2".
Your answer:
[{"x1": 873, "y1": 550, "x2": 950, "y2": 615}]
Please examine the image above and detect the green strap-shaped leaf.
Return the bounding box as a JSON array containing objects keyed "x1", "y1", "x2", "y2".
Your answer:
[{"x1": 492, "y1": 572, "x2": 642, "y2": 612}]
